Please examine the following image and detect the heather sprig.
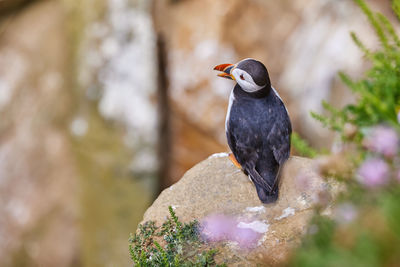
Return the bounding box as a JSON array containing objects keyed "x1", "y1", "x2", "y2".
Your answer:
[{"x1": 129, "y1": 206, "x2": 226, "y2": 267}]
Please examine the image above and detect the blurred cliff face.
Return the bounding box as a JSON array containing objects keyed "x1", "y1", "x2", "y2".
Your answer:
[
  {"x1": 154, "y1": 0, "x2": 397, "y2": 183},
  {"x1": 0, "y1": 1, "x2": 78, "y2": 266},
  {"x1": 0, "y1": 0, "x2": 397, "y2": 266},
  {"x1": 0, "y1": 0, "x2": 154, "y2": 266}
]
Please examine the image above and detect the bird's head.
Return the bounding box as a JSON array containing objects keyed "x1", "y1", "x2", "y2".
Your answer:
[{"x1": 214, "y1": 58, "x2": 271, "y2": 93}]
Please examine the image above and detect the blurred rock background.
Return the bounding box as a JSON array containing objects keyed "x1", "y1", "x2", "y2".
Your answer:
[{"x1": 0, "y1": 0, "x2": 397, "y2": 266}]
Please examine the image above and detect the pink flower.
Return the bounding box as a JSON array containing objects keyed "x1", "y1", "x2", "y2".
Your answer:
[
  {"x1": 334, "y1": 203, "x2": 358, "y2": 224},
  {"x1": 200, "y1": 214, "x2": 236, "y2": 242},
  {"x1": 363, "y1": 126, "x2": 399, "y2": 158},
  {"x1": 232, "y1": 227, "x2": 261, "y2": 248},
  {"x1": 200, "y1": 214, "x2": 263, "y2": 248},
  {"x1": 357, "y1": 158, "x2": 389, "y2": 188}
]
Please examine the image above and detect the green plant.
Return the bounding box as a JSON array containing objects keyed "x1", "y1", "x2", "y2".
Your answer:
[
  {"x1": 129, "y1": 206, "x2": 226, "y2": 266},
  {"x1": 290, "y1": 0, "x2": 400, "y2": 266},
  {"x1": 291, "y1": 132, "x2": 318, "y2": 158},
  {"x1": 311, "y1": 0, "x2": 400, "y2": 137}
]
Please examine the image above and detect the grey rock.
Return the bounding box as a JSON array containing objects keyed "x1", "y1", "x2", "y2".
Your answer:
[{"x1": 141, "y1": 154, "x2": 341, "y2": 266}]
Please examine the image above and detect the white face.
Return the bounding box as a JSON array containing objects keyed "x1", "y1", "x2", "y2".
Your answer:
[{"x1": 232, "y1": 68, "x2": 264, "y2": 92}]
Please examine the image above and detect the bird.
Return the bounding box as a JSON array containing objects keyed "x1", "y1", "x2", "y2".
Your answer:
[{"x1": 213, "y1": 58, "x2": 292, "y2": 203}]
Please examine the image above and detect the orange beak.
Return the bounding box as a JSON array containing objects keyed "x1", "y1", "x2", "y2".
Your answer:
[{"x1": 213, "y1": 63, "x2": 236, "y2": 80}]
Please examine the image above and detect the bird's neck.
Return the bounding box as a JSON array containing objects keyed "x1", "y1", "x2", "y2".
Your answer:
[{"x1": 234, "y1": 84, "x2": 271, "y2": 99}]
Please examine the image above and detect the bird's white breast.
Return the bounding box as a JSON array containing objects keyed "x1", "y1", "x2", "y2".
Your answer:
[{"x1": 225, "y1": 89, "x2": 235, "y2": 133}]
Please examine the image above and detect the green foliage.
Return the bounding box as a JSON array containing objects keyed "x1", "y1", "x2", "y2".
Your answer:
[
  {"x1": 291, "y1": 132, "x2": 318, "y2": 158},
  {"x1": 394, "y1": 0, "x2": 400, "y2": 20},
  {"x1": 129, "y1": 206, "x2": 225, "y2": 267},
  {"x1": 311, "y1": 0, "x2": 400, "y2": 137},
  {"x1": 290, "y1": 0, "x2": 400, "y2": 266}
]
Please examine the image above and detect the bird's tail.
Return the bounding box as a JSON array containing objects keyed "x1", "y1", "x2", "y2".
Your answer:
[
  {"x1": 254, "y1": 183, "x2": 279, "y2": 203},
  {"x1": 246, "y1": 166, "x2": 281, "y2": 204}
]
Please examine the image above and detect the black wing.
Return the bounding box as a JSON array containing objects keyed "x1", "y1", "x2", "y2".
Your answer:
[
  {"x1": 266, "y1": 111, "x2": 291, "y2": 166},
  {"x1": 226, "y1": 117, "x2": 275, "y2": 191}
]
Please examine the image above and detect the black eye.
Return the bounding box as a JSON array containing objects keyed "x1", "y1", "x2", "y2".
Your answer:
[{"x1": 240, "y1": 74, "x2": 245, "y2": 80}]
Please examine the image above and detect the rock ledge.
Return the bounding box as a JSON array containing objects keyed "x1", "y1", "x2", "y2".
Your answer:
[{"x1": 141, "y1": 154, "x2": 339, "y2": 266}]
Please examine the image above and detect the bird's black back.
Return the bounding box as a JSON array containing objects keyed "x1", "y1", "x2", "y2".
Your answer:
[{"x1": 226, "y1": 84, "x2": 291, "y2": 203}]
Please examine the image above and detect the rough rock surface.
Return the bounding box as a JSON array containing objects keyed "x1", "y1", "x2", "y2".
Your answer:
[{"x1": 142, "y1": 154, "x2": 340, "y2": 266}]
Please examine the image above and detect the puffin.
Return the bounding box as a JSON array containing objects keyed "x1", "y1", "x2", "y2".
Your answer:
[{"x1": 214, "y1": 58, "x2": 291, "y2": 203}]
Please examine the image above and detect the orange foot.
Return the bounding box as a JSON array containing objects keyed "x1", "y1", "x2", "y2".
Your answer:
[{"x1": 229, "y1": 153, "x2": 242, "y2": 169}]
